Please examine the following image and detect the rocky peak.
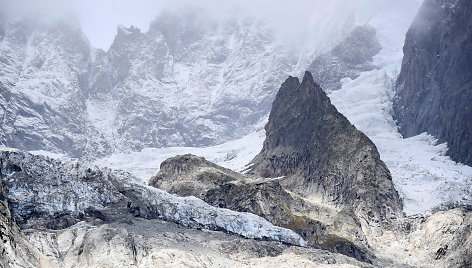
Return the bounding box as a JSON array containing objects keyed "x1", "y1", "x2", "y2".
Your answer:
[
  {"x1": 111, "y1": 25, "x2": 143, "y2": 49},
  {"x1": 250, "y1": 71, "x2": 403, "y2": 232}
]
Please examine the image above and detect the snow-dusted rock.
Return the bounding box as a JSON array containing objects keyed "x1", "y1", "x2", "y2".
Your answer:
[
  {"x1": 0, "y1": 11, "x2": 293, "y2": 157},
  {"x1": 309, "y1": 25, "x2": 381, "y2": 92}
]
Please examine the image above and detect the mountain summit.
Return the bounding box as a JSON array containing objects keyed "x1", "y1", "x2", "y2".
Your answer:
[{"x1": 250, "y1": 71, "x2": 403, "y2": 231}]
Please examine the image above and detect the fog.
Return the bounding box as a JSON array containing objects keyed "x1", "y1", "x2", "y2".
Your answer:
[{"x1": 1, "y1": 0, "x2": 422, "y2": 50}]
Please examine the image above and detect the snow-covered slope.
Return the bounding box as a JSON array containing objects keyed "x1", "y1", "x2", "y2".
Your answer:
[
  {"x1": 0, "y1": 20, "x2": 110, "y2": 157},
  {"x1": 90, "y1": 12, "x2": 292, "y2": 151},
  {"x1": 0, "y1": 12, "x2": 294, "y2": 157},
  {"x1": 328, "y1": 2, "x2": 472, "y2": 215},
  {"x1": 96, "y1": 0, "x2": 471, "y2": 217},
  {"x1": 95, "y1": 129, "x2": 266, "y2": 182}
]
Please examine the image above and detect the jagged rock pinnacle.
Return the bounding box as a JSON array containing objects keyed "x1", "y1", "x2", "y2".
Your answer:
[{"x1": 250, "y1": 71, "x2": 403, "y2": 232}]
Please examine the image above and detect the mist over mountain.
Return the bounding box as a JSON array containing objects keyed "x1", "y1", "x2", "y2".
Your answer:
[
  {"x1": 0, "y1": 1, "x2": 391, "y2": 157},
  {"x1": 1, "y1": 0, "x2": 471, "y2": 267}
]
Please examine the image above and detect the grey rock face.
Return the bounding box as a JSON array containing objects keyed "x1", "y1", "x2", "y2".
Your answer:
[
  {"x1": 93, "y1": 12, "x2": 291, "y2": 151},
  {"x1": 393, "y1": 0, "x2": 472, "y2": 166},
  {"x1": 249, "y1": 72, "x2": 403, "y2": 233},
  {"x1": 0, "y1": 20, "x2": 111, "y2": 157},
  {"x1": 377, "y1": 207, "x2": 472, "y2": 268},
  {"x1": 309, "y1": 25, "x2": 381, "y2": 92},
  {"x1": 412, "y1": 208, "x2": 472, "y2": 268},
  {"x1": 22, "y1": 217, "x2": 373, "y2": 268}
]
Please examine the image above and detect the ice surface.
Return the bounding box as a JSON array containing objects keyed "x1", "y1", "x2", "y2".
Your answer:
[{"x1": 2, "y1": 150, "x2": 306, "y2": 247}]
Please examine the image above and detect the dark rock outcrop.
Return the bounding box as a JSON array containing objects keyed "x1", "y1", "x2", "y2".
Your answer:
[
  {"x1": 150, "y1": 154, "x2": 373, "y2": 262},
  {"x1": 309, "y1": 25, "x2": 381, "y2": 92},
  {"x1": 393, "y1": 0, "x2": 472, "y2": 166},
  {"x1": 249, "y1": 71, "x2": 403, "y2": 232},
  {"x1": 149, "y1": 154, "x2": 245, "y2": 199}
]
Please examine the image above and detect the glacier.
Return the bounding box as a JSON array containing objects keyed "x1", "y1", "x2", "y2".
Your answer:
[{"x1": 1, "y1": 148, "x2": 306, "y2": 247}]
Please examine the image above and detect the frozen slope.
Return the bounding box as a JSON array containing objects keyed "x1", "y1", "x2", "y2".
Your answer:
[{"x1": 328, "y1": 3, "x2": 472, "y2": 216}]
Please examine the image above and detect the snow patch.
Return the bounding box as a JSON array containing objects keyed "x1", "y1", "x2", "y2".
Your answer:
[{"x1": 95, "y1": 129, "x2": 265, "y2": 183}]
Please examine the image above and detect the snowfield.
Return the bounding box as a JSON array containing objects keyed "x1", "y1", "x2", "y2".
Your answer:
[{"x1": 94, "y1": 129, "x2": 266, "y2": 183}]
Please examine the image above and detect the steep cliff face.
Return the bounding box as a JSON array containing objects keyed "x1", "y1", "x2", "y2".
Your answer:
[
  {"x1": 0, "y1": 12, "x2": 293, "y2": 157},
  {"x1": 0, "y1": 151, "x2": 41, "y2": 267},
  {"x1": 249, "y1": 72, "x2": 403, "y2": 232},
  {"x1": 93, "y1": 13, "x2": 291, "y2": 150},
  {"x1": 0, "y1": 20, "x2": 110, "y2": 157},
  {"x1": 393, "y1": 0, "x2": 472, "y2": 166}
]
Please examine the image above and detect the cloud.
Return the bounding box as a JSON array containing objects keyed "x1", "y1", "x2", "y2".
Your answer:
[
  {"x1": 1, "y1": 0, "x2": 76, "y2": 21},
  {"x1": 1, "y1": 0, "x2": 422, "y2": 50}
]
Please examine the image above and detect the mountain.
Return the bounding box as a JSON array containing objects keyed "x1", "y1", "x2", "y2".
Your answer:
[
  {"x1": 90, "y1": 11, "x2": 294, "y2": 152},
  {"x1": 249, "y1": 72, "x2": 403, "y2": 233},
  {"x1": 0, "y1": 20, "x2": 109, "y2": 157},
  {"x1": 0, "y1": 11, "x2": 294, "y2": 157},
  {"x1": 2, "y1": 1, "x2": 472, "y2": 266},
  {"x1": 393, "y1": 0, "x2": 472, "y2": 166},
  {"x1": 146, "y1": 72, "x2": 472, "y2": 267}
]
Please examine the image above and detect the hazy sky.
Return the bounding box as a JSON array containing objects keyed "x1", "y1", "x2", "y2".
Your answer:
[{"x1": 1, "y1": 0, "x2": 422, "y2": 50}]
